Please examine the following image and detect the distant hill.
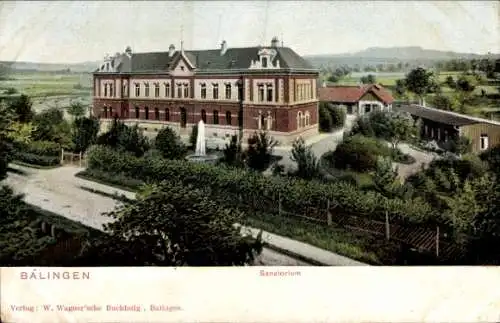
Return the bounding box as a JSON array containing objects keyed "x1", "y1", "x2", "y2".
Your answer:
[
  {"x1": 0, "y1": 60, "x2": 100, "y2": 73},
  {"x1": 305, "y1": 46, "x2": 498, "y2": 68}
]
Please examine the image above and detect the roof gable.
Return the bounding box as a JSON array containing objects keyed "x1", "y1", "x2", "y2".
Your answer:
[{"x1": 169, "y1": 51, "x2": 195, "y2": 71}]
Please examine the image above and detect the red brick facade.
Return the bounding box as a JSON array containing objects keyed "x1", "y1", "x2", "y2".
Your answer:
[{"x1": 92, "y1": 73, "x2": 319, "y2": 135}]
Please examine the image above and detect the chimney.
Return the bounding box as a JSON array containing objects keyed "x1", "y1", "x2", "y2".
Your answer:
[
  {"x1": 220, "y1": 40, "x2": 227, "y2": 56},
  {"x1": 168, "y1": 44, "x2": 175, "y2": 57},
  {"x1": 125, "y1": 46, "x2": 132, "y2": 57},
  {"x1": 271, "y1": 36, "x2": 279, "y2": 48}
]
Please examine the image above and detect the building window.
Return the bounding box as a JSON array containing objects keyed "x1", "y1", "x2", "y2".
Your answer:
[
  {"x1": 164, "y1": 83, "x2": 170, "y2": 97},
  {"x1": 144, "y1": 83, "x2": 150, "y2": 97},
  {"x1": 201, "y1": 110, "x2": 207, "y2": 123},
  {"x1": 266, "y1": 83, "x2": 273, "y2": 102},
  {"x1": 135, "y1": 107, "x2": 140, "y2": 119},
  {"x1": 154, "y1": 108, "x2": 160, "y2": 120},
  {"x1": 177, "y1": 84, "x2": 182, "y2": 98},
  {"x1": 144, "y1": 107, "x2": 149, "y2": 120},
  {"x1": 122, "y1": 106, "x2": 128, "y2": 118},
  {"x1": 154, "y1": 83, "x2": 160, "y2": 97},
  {"x1": 213, "y1": 110, "x2": 219, "y2": 125},
  {"x1": 134, "y1": 83, "x2": 140, "y2": 97},
  {"x1": 165, "y1": 108, "x2": 170, "y2": 121},
  {"x1": 258, "y1": 84, "x2": 264, "y2": 102},
  {"x1": 260, "y1": 114, "x2": 265, "y2": 130},
  {"x1": 104, "y1": 84, "x2": 108, "y2": 97},
  {"x1": 480, "y1": 134, "x2": 489, "y2": 150},
  {"x1": 226, "y1": 111, "x2": 232, "y2": 125},
  {"x1": 364, "y1": 104, "x2": 371, "y2": 114},
  {"x1": 110, "y1": 83, "x2": 114, "y2": 97},
  {"x1": 262, "y1": 57, "x2": 268, "y2": 68},
  {"x1": 225, "y1": 84, "x2": 231, "y2": 99},
  {"x1": 103, "y1": 107, "x2": 108, "y2": 118},
  {"x1": 213, "y1": 84, "x2": 219, "y2": 99},
  {"x1": 237, "y1": 83, "x2": 243, "y2": 101},
  {"x1": 109, "y1": 106, "x2": 113, "y2": 117},
  {"x1": 297, "y1": 111, "x2": 306, "y2": 128},
  {"x1": 238, "y1": 109, "x2": 243, "y2": 128},
  {"x1": 180, "y1": 108, "x2": 187, "y2": 128},
  {"x1": 183, "y1": 83, "x2": 189, "y2": 98},
  {"x1": 122, "y1": 83, "x2": 128, "y2": 97},
  {"x1": 305, "y1": 111, "x2": 310, "y2": 126},
  {"x1": 200, "y1": 83, "x2": 207, "y2": 99}
]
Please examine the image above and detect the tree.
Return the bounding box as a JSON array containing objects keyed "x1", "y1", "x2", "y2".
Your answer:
[
  {"x1": 330, "y1": 106, "x2": 346, "y2": 129},
  {"x1": 445, "y1": 76, "x2": 456, "y2": 89},
  {"x1": 404, "y1": 67, "x2": 435, "y2": 105},
  {"x1": 9, "y1": 94, "x2": 34, "y2": 123},
  {"x1": 290, "y1": 137, "x2": 320, "y2": 180},
  {"x1": 96, "y1": 117, "x2": 150, "y2": 157},
  {"x1": 188, "y1": 124, "x2": 198, "y2": 149},
  {"x1": 0, "y1": 101, "x2": 15, "y2": 180},
  {"x1": 97, "y1": 181, "x2": 263, "y2": 266},
  {"x1": 373, "y1": 156, "x2": 398, "y2": 198},
  {"x1": 66, "y1": 102, "x2": 86, "y2": 120},
  {"x1": 72, "y1": 117, "x2": 99, "y2": 153},
  {"x1": 360, "y1": 74, "x2": 376, "y2": 84},
  {"x1": 154, "y1": 126, "x2": 187, "y2": 160},
  {"x1": 245, "y1": 131, "x2": 278, "y2": 172},
  {"x1": 429, "y1": 94, "x2": 459, "y2": 111},
  {"x1": 319, "y1": 102, "x2": 333, "y2": 132},
  {"x1": 456, "y1": 74, "x2": 477, "y2": 93},
  {"x1": 32, "y1": 107, "x2": 72, "y2": 147},
  {"x1": 221, "y1": 135, "x2": 244, "y2": 168},
  {"x1": 394, "y1": 79, "x2": 407, "y2": 98}
]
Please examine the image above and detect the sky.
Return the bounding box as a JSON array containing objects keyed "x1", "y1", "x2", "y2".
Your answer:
[{"x1": 0, "y1": 1, "x2": 498, "y2": 64}]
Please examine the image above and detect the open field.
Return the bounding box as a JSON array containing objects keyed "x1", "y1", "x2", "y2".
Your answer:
[{"x1": 0, "y1": 71, "x2": 92, "y2": 112}]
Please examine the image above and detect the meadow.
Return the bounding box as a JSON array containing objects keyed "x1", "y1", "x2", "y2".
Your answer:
[{"x1": 0, "y1": 70, "x2": 92, "y2": 112}]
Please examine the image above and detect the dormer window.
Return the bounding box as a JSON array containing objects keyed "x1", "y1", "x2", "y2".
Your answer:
[{"x1": 262, "y1": 57, "x2": 268, "y2": 68}]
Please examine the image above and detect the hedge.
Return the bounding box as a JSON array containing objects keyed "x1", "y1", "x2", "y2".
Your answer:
[
  {"x1": 14, "y1": 152, "x2": 60, "y2": 166},
  {"x1": 22, "y1": 141, "x2": 61, "y2": 156},
  {"x1": 86, "y1": 145, "x2": 439, "y2": 226}
]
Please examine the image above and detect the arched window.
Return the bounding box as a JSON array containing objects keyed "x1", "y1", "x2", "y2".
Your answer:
[
  {"x1": 109, "y1": 106, "x2": 113, "y2": 118},
  {"x1": 213, "y1": 110, "x2": 219, "y2": 125},
  {"x1": 260, "y1": 114, "x2": 265, "y2": 130},
  {"x1": 305, "y1": 111, "x2": 311, "y2": 126},
  {"x1": 164, "y1": 83, "x2": 170, "y2": 97},
  {"x1": 103, "y1": 106, "x2": 108, "y2": 118},
  {"x1": 297, "y1": 111, "x2": 303, "y2": 128},
  {"x1": 135, "y1": 106, "x2": 140, "y2": 119},
  {"x1": 144, "y1": 107, "x2": 149, "y2": 120},
  {"x1": 226, "y1": 111, "x2": 232, "y2": 125},
  {"x1": 180, "y1": 108, "x2": 187, "y2": 128},
  {"x1": 165, "y1": 108, "x2": 170, "y2": 121},
  {"x1": 201, "y1": 109, "x2": 207, "y2": 123}
]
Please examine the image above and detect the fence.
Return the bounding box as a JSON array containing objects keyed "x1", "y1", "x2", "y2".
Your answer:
[
  {"x1": 60, "y1": 149, "x2": 87, "y2": 168},
  {"x1": 242, "y1": 191, "x2": 460, "y2": 260}
]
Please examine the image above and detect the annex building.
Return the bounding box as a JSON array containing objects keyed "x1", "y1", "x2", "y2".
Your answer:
[{"x1": 92, "y1": 37, "x2": 319, "y2": 144}]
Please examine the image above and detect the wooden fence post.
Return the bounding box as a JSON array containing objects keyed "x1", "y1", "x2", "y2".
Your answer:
[
  {"x1": 60, "y1": 148, "x2": 64, "y2": 165},
  {"x1": 327, "y1": 200, "x2": 332, "y2": 226},
  {"x1": 436, "y1": 226, "x2": 440, "y2": 258},
  {"x1": 79, "y1": 151, "x2": 82, "y2": 168},
  {"x1": 385, "y1": 211, "x2": 390, "y2": 240}
]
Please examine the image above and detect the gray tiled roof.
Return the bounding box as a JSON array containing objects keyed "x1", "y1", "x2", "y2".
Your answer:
[
  {"x1": 396, "y1": 104, "x2": 479, "y2": 127},
  {"x1": 103, "y1": 46, "x2": 315, "y2": 73}
]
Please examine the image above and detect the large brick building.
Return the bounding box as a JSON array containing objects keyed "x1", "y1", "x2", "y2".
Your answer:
[{"x1": 92, "y1": 37, "x2": 319, "y2": 144}]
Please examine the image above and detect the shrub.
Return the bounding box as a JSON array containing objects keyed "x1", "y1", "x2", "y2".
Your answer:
[
  {"x1": 14, "y1": 152, "x2": 60, "y2": 166},
  {"x1": 330, "y1": 106, "x2": 346, "y2": 129},
  {"x1": 332, "y1": 135, "x2": 392, "y2": 172},
  {"x1": 319, "y1": 103, "x2": 333, "y2": 132},
  {"x1": 85, "y1": 145, "x2": 437, "y2": 227},
  {"x1": 22, "y1": 140, "x2": 61, "y2": 156},
  {"x1": 154, "y1": 126, "x2": 187, "y2": 160},
  {"x1": 391, "y1": 149, "x2": 416, "y2": 165}
]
